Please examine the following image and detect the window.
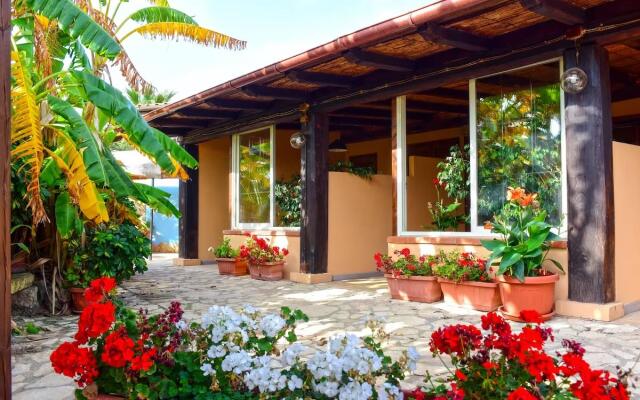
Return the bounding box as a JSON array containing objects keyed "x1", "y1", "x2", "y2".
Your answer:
[
  {"x1": 472, "y1": 61, "x2": 564, "y2": 229},
  {"x1": 233, "y1": 126, "x2": 275, "y2": 228}
]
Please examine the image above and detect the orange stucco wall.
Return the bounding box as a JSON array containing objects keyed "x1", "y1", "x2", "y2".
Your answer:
[
  {"x1": 328, "y1": 172, "x2": 392, "y2": 277},
  {"x1": 275, "y1": 129, "x2": 301, "y2": 181},
  {"x1": 198, "y1": 137, "x2": 231, "y2": 261},
  {"x1": 406, "y1": 156, "x2": 444, "y2": 231},
  {"x1": 613, "y1": 141, "x2": 640, "y2": 304}
]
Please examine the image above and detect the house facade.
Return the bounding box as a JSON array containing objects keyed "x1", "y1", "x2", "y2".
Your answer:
[{"x1": 146, "y1": 0, "x2": 640, "y2": 321}]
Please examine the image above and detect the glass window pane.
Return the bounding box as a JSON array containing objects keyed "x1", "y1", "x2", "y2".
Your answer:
[
  {"x1": 476, "y1": 61, "x2": 562, "y2": 226},
  {"x1": 238, "y1": 128, "x2": 272, "y2": 224}
]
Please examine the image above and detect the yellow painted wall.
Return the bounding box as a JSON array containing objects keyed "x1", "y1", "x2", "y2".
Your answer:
[
  {"x1": 612, "y1": 98, "x2": 640, "y2": 118},
  {"x1": 613, "y1": 141, "x2": 640, "y2": 304},
  {"x1": 347, "y1": 138, "x2": 392, "y2": 174},
  {"x1": 406, "y1": 156, "x2": 444, "y2": 231},
  {"x1": 198, "y1": 137, "x2": 232, "y2": 261},
  {"x1": 224, "y1": 232, "x2": 300, "y2": 279},
  {"x1": 328, "y1": 172, "x2": 393, "y2": 277},
  {"x1": 275, "y1": 129, "x2": 301, "y2": 181}
]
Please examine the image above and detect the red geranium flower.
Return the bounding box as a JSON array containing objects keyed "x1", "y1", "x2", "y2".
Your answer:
[
  {"x1": 50, "y1": 341, "x2": 99, "y2": 387},
  {"x1": 84, "y1": 277, "x2": 117, "y2": 303},
  {"x1": 75, "y1": 301, "x2": 116, "y2": 343},
  {"x1": 101, "y1": 328, "x2": 135, "y2": 368},
  {"x1": 400, "y1": 248, "x2": 411, "y2": 257},
  {"x1": 520, "y1": 310, "x2": 544, "y2": 324},
  {"x1": 130, "y1": 348, "x2": 157, "y2": 372},
  {"x1": 507, "y1": 387, "x2": 538, "y2": 400}
]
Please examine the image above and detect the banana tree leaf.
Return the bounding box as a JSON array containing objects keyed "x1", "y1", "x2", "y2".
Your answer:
[
  {"x1": 70, "y1": 40, "x2": 92, "y2": 71},
  {"x1": 134, "y1": 183, "x2": 181, "y2": 218},
  {"x1": 41, "y1": 157, "x2": 62, "y2": 187},
  {"x1": 152, "y1": 128, "x2": 198, "y2": 169},
  {"x1": 48, "y1": 95, "x2": 108, "y2": 185},
  {"x1": 55, "y1": 192, "x2": 80, "y2": 239},
  {"x1": 26, "y1": 0, "x2": 121, "y2": 59},
  {"x1": 128, "y1": 7, "x2": 198, "y2": 25},
  {"x1": 72, "y1": 71, "x2": 179, "y2": 175},
  {"x1": 102, "y1": 151, "x2": 147, "y2": 202}
]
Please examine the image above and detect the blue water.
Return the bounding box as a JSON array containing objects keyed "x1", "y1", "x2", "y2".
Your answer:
[{"x1": 145, "y1": 181, "x2": 179, "y2": 249}]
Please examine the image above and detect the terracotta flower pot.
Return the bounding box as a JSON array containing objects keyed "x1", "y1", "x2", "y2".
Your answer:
[
  {"x1": 497, "y1": 274, "x2": 559, "y2": 320},
  {"x1": 249, "y1": 261, "x2": 285, "y2": 281},
  {"x1": 96, "y1": 395, "x2": 125, "y2": 400},
  {"x1": 69, "y1": 287, "x2": 89, "y2": 314},
  {"x1": 216, "y1": 258, "x2": 248, "y2": 276},
  {"x1": 384, "y1": 274, "x2": 442, "y2": 303},
  {"x1": 438, "y1": 278, "x2": 502, "y2": 312}
]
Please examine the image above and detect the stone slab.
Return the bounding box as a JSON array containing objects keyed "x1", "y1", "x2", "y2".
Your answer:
[{"x1": 556, "y1": 299, "x2": 625, "y2": 321}]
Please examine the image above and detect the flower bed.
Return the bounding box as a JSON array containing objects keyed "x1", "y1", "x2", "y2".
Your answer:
[
  {"x1": 240, "y1": 235, "x2": 289, "y2": 281},
  {"x1": 375, "y1": 249, "x2": 442, "y2": 303},
  {"x1": 51, "y1": 277, "x2": 631, "y2": 399}
]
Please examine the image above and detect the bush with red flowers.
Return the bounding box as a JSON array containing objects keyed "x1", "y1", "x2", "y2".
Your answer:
[
  {"x1": 374, "y1": 248, "x2": 435, "y2": 277},
  {"x1": 405, "y1": 310, "x2": 630, "y2": 400},
  {"x1": 50, "y1": 277, "x2": 199, "y2": 399},
  {"x1": 431, "y1": 251, "x2": 492, "y2": 283},
  {"x1": 239, "y1": 234, "x2": 288, "y2": 264}
]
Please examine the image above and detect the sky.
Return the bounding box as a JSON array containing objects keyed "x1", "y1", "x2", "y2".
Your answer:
[{"x1": 115, "y1": 0, "x2": 430, "y2": 100}]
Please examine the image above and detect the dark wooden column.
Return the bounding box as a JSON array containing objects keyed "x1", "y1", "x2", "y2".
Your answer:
[
  {"x1": 300, "y1": 112, "x2": 329, "y2": 274},
  {"x1": 564, "y1": 43, "x2": 615, "y2": 304},
  {"x1": 178, "y1": 143, "x2": 199, "y2": 260},
  {"x1": 1, "y1": 0, "x2": 11, "y2": 396},
  {"x1": 391, "y1": 98, "x2": 399, "y2": 235}
]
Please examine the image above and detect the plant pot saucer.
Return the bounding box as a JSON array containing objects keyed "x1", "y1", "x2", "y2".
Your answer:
[{"x1": 498, "y1": 306, "x2": 556, "y2": 322}]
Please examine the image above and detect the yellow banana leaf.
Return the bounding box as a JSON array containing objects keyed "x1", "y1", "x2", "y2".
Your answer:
[
  {"x1": 10, "y1": 50, "x2": 48, "y2": 224},
  {"x1": 118, "y1": 133, "x2": 189, "y2": 181},
  {"x1": 121, "y1": 22, "x2": 245, "y2": 50},
  {"x1": 48, "y1": 132, "x2": 109, "y2": 224}
]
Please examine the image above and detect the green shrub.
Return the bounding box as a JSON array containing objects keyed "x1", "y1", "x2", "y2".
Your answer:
[
  {"x1": 65, "y1": 221, "x2": 151, "y2": 287},
  {"x1": 209, "y1": 238, "x2": 238, "y2": 259}
]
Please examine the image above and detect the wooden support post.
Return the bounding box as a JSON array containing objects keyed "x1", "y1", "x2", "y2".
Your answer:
[
  {"x1": 564, "y1": 43, "x2": 615, "y2": 304},
  {"x1": 1, "y1": 0, "x2": 10, "y2": 396},
  {"x1": 178, "y1": 144, "x2": 199, "y2": 260},
  {"x1": 391, "y1": 98, "x2": 399, "y2": 236},
  {"x1": 300, "y1": 112, "x2": 328, "y2": 274}
]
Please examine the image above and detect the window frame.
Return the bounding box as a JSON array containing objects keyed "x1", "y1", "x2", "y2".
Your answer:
[
  {"x1": 232, "y1": 125, "x2": 276, "y2": 230},
  {"x1": 396, "y1": 57, "x2": 567, "y2": 237}
]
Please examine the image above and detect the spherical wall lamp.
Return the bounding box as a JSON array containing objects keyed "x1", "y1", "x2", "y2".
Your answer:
[
  {"x1": 289, "y1": 132, "x2": 306, "y2": 149},
  {"x1": 561, "y1": 67, "x2": 588, "y2": 94}
]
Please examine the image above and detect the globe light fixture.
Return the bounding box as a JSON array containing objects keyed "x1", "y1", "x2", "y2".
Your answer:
[
  {"x1": 289, "y1": 132, "x2": 306, "y2": 149},
  {"x1": 561, "y1": 67, "x2": 588, "y2": 94}
]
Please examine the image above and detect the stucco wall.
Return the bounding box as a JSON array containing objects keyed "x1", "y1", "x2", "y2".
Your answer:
[
  {"x1": 406, "y1": 156, "x2": 444, "y2": 231},
  {"x1": 613, "y1": 141, "x2": 640, "y2": 304},
  {"x1": 275, "y1": 129, "x2": 301, "y2": 181},
  {"x1": 224, "y1": 231, "x2": 300, "y2": 278},
  {"x1": 346, "y1": 138, "x2": 392, "y2": 174},
  {"x1": 198, "y1": 137, "x2": 231, "y2": 261},
  {"x1": 328, "y1": 172, "x2": 393, "y2": 277}
]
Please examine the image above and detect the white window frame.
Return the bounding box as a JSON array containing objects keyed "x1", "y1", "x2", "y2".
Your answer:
[
  {"x1": 232, "y1": 125, "x2": 276, "y2": 229},
  {"x1": 396, "y1": 57, "x2": 567, "y2": 237}
]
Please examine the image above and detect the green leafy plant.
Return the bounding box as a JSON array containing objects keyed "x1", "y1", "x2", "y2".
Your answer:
[
  {"x1": 437, "y1": 144, "x2": 470, "y2": 202},
  {"x1": 65, "y1": 221, "x2": 151, "y2": 288},
  {"x1": 275, "y1": 175, "x2": 302, "y2": 227},
  {"x1": 329, "y1": 160, "x2": 375, "y2": 180},
  {"x1": 427, "y1": 178, "x2": 468, "y2": 231},
  {"x1": 374, "y1": 248, "x2": 435, "y2": 277},
  {"x1": 209, "y1": 238, "x2": 238, "y2": 259},
  {"x1": 481, "y1": 187, "x2": 563, "y2": 282},
  {"x1": 431, "y1": 251, "x2": 491, "y2": 283}
]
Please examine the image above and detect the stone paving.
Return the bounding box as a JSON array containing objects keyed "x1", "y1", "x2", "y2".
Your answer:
[{"x1": 11, "y1": 255, "x2": 640, "y2": 399}]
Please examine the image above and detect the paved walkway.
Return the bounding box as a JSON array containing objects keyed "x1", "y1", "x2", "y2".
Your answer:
[{"x1": 12, "y1": 256, "x2": 640, "y2": 399}]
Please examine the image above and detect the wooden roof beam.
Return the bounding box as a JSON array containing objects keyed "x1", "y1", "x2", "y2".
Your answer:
[
  {"x1": 175, "y1": 108, "x2": 239, "y2": 120},
  {"x1": 287, "y1": 70, "x2": 354, "y2": 88},
  {"x1": 419, "y1": 23, "x2": 491, "y2": 51},
  {"x1": 205, "y1": 98, "x2": 271, "y2": 110},
  {"x1": 242, "y1": 85, "x2": 309, "y2": 101},
  {"x1": 519, "y1": 0, "x2": 586, "y2": 26},
  {"x1": 344, "y1": 49, "x2": 415, "y2": 72},
  {"x1": 408, "y1": 100, "x2": 467, "y2": 114},
  {"x1": 151, "y1": 119, "x2": 210, "y2": 129}
]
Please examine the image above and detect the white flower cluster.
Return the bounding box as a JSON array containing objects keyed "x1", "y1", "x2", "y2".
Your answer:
[{"x1": 198, "y1": 304, "x2": 412, "y2": 400}]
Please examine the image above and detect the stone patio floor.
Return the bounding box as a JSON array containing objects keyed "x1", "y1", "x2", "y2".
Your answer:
[{"x1": 11, "y1": 254, "x2": 640, "y2": 399}]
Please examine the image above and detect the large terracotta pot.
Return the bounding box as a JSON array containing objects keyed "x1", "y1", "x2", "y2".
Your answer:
[
  {"x1": 384, "y1": 274, "x2": 442, "y2": 303},
  {"x1": 497, "y1": 274, "x2": 559, "y2": 320},
  {"x1": 216, "y1": 258, "x2": 248, "y2": 276},
  {"x1": 69, "y1": 287, "x2": 89, "y2": 314},
  {"x1": 249, "y1": 261, "x2": 285, "y2": 281},
  {"x1": 438, "y1": 278, "x2": 501, "y2": 311}
]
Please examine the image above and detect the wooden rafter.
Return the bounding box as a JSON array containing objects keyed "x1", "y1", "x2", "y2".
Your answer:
[
  {"x1": 344, "y1": 48, "x2": 415, "y2": 72},
  {"x1": 152, "y1": 119, "x2": 210, "y2": 129},
  {"x1": 175, "y1": 108, "x2": 238, "y2": 120},
  {"x1": 242, "y1": 85, "x2": 308, "y2": 101},
  {"x1": 286, "y1": 70, "x2": 354, "y2": 88},
  {"x1": 519, "y1": 0, "x2": 586, "y2": 26},
  {"x1": 419, "y1": 23, "x2": 491, "y2": 51},
  {"x1": 206, "y1": 98, "x2": 271, "y2": 110}
]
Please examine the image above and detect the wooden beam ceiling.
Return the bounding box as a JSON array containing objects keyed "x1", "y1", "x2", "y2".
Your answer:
[
  {"x1": 286, "y1": 70, "x2": 354, "y2": 88},
  {"x1": 175, "y1": 108, "x2": 239, "y2": 120},
  {"x1": 419, "y1": 23, "x2": 491, "y2": 51},
  {"x1": 344, "y1": 48, "x2": 415, "y2": 72},
  {"x1": 206, "y1": 98, "x2": 272, "y2": 110},
  {"x1": 242, "y1": 85, "x2": 308, "y2": 101},
  {"x1": 152, "y1": 119, "x2": 210, "y2": 129},
  {"x1": 520, "y1": 0, "x2": 586, "y2": 25}
]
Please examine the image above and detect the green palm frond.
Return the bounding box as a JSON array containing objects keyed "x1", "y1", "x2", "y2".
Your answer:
[{"x1": 127, "y1": 7, "x2": 197, "y2": 25}]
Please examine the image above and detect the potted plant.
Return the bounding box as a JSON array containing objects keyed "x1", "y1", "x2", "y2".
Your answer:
[
  {"x1": 406, "y1": 310, "x2": 629, "y2": 400},
  {"x1": 209, "y1": 238, "x2": 247, "y2": 276},
  {"x1": 481, "y1": 187, "x2": 563, "y2": 321},
  {"x1": 240, "y1": 235, "x2": 288, "y2": 281},
  {"x1": 433, "y1": 251, "x2": 501, "y2": 311},
  {"x1": 375, "y1": 249, "x2": 442, "y2": 303}
]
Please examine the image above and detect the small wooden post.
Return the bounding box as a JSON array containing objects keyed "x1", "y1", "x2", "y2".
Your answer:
[
  {"x1": 564, "y1": 43, "x2": 615, "y2": 304},
  {"x1": 1, "y1": 0, "x2": 11, "y2": 396},
  {"x1": 300, "y1": 111, "x2": 329, "y2": 274},
  {"x1": 178, "y1": 144, "x2": 199, "y2": 260}
]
